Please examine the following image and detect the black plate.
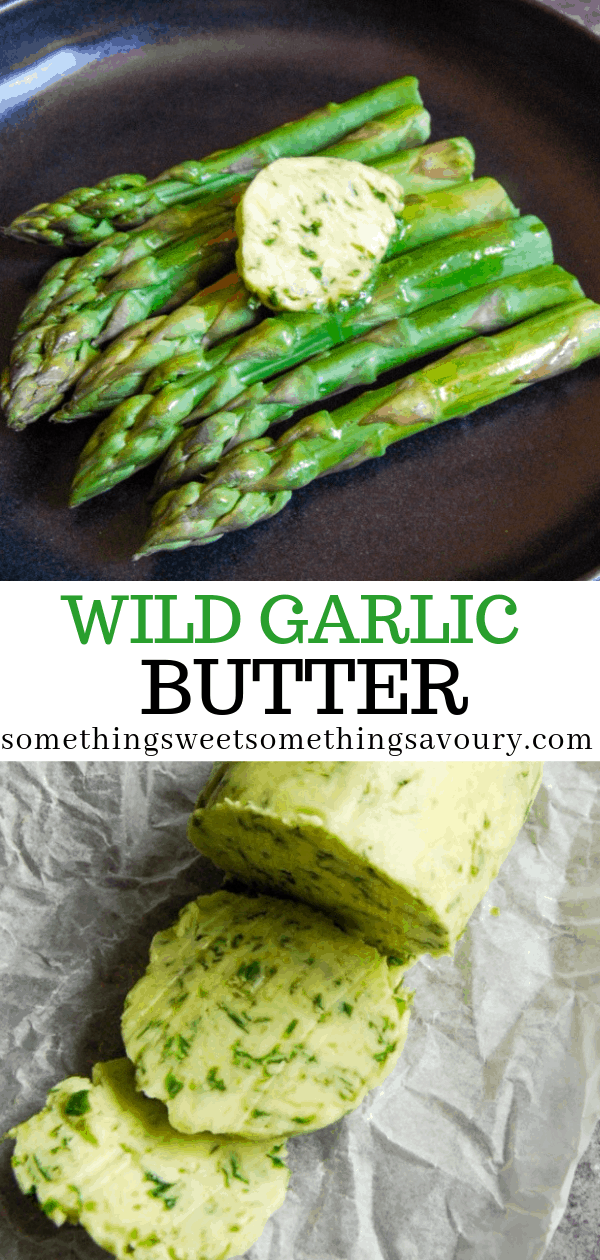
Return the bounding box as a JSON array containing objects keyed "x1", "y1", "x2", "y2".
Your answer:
[{"x1": 1, "y1": 0, "x2": 600, "y2": 580}]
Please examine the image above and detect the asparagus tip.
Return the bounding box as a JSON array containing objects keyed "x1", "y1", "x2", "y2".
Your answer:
[{"x1": 69, "y1": 480, "x2": 98, "y2": 507}]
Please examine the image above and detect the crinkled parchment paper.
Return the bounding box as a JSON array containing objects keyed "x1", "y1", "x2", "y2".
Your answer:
[{"x1": 0, "y1": 762, "x2": 599, "y2": 1260}]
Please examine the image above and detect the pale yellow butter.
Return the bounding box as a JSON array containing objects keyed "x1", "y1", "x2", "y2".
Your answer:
[
  {"x1": 188, "y1": 762, "x2": 543, "y2": 960},
  {"x1": 235, "y1": 156, "x2": 403, "y2": 311},
  {"x1": 9, "y1": 1057, "x2": 288, "y2": 1260},
  {"x1": 122, "y1": 890, "x2": 410, "y2": 1139}
]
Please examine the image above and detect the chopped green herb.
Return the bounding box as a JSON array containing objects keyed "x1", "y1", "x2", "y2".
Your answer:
[
  {"x1": 65, "y1": 1090, "x2": 91, "y2": 1117},
  {"x1": 163, "y1": 1034, "x2": 191, "y2": 1061},
  {"x1": 168, "y1": 993, "x2": 188, "y2": 1011},
  {"x1": 231, "y1": 1040, "x2": 287, "y2": 1071},
  {"x1": 373, "y1": 1040, "x2": 397, "y2": 1064},
  {"x1": 219, "y1": 1004, "x2": 250, "y2": 1032},
  {"x1": 301, "y1": 219, "x2": 322, "y2": 235},
  {"x1": 164, "y1": 1072, "x2": 184, "y2": 1098},
  {"x1": 140, "y1": 1018, "x2": 164, "y2": 1036},
  {"x1": 33, "y1": 1155, "x2": 52, "y2": 1182},
  {"x1": 237, "y1": 959, "x2": 261, "y2": 984},
  {"x1": 206, "y1": 1067, "x2": 226, "y2": 1092},
  {"x1": 41, "y1": 1198, "x2": 60, "y2": 1216},
  {"x1": 144, "y1": 1171, "x2": 178, "y2": 1210},
  {"x1": 228, "y1": 1153, "x2": 249, "y2": 1184}
]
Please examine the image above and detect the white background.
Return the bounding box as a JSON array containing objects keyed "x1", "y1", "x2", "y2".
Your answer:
[{"x1": 3, "y1": 579, "x2": 598, "y2": 760}]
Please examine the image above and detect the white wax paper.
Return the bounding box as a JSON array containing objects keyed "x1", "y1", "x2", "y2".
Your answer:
[{"x1": 0, "y1": 762, "x2": 599, "y2": 1260}]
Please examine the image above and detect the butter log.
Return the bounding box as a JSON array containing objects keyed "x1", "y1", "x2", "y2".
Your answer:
[
  {"x1": 122, "y1": 890, "x2": 410, "y2": 1139},
  {"x1": 188, "y1": 762, "x2": 543, "y2": 961},
  {"x1": 9, "y1": 1058, "x2": 288, "y2": 1260}
]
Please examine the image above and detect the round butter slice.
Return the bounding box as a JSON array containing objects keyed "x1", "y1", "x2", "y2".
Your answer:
[
  {"x1": 9, "y1": 1058, "x2": 288, "y2": 1260},
  {"x1": 122, "y1": 890, "x2": 410, "y2": 1138},
  {"x1": 235, "y1": 156, "x2": 403, "y2": 311},
  {"x1": 188, "y1": 762, "x2": 543, "y2": 961}
]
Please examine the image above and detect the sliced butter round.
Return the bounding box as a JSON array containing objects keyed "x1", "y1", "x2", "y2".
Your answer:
[
  {"x1": 235, "y1": 156, "x2": 403, "y2": 311},
  {"x1": 9, "y1": 1058, "x2": 288, "y2": 1260},
  {"x1": 188, "y1": 762, "x2": 543, "y2": 961},
  {"x1": 122, "y1": 890, "x2": 410, "y2": 1139}
]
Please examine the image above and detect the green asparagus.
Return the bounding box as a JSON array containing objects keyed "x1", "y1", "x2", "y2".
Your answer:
[
  {"x1": 3, "y1": 237, "x2": 236, "y2": 430},
  {"x1": 3, "y1": 104, "x2": 432, "y2": 430},
  {"x1": 13, "y1": 198, "x2": 238, "y2": 336},
  {"x1": 4, "y1": 135, "x2": 474, "y2": 424},
  {"x1": 50, "y1": 277, "x2": 258, "y2": 422},
  {"x1": 146, "y1": 215, "x2": 549, "y2": 408},
  {"x1": 137, "y1": 298, "x2": 600, "y2": 555},
  {"x1": 5, "y1": 77, "x2": 423, "y2": 246},
  {"x1": 69, "y1": 215, "x2": 553, "y2": 505},
  {"x1": 152, "y1": 263, "x2": 583, "y2": 490},
  {"x1": 16, "y1": 103, "x2": 431, "y2": 337},
  {"x1": 375, "y1": 136, "x2": 474, "y2": 191},
  {"x1": 55, "y1": 174, "x2": 512, "y2": 424}
]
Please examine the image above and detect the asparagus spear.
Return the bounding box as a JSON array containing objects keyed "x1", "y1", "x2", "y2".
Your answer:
[
  {"x1": 3, "y1": 237, "x2": 236, "y2": 430},
  {"x1": 137, "y1": 298, "x2": 600, "y2": 555},
  {"x1": 16, "y1": 103, "x2": 430, "y2": 335},
  {"x1": 54, "y1": 174, "x2": 511, "y2": 424},
  {"x1": 3, "y1": 105, "x2": 431, "y2": 429},
  {"x1": 14, "y1": 198, "x2": 238, "y2": 336},
  {"x1": 147, "y1": 215, "x2": 549, "y2": 409},
  {"x1": 314, "y1": 102, "x2": 430, "y2": 162},
  {"x1": 69, "y1": 215, "x2": 553, "y2": 505},
  {"x1": 5, "y1": 77, "x2": 423, "y2": 247},
  {"x1": 49, "y1": 277, "x2": 258, "y2": 424},
  {"x1": 153, "y1": 263, "x2": 583, "y2": 490},
  {"x1": 385, "y1": 175, "x2": 517, "y2": 258},
  {"x1": 375, "y1": 136, "x2": 474, "y2": 191}
]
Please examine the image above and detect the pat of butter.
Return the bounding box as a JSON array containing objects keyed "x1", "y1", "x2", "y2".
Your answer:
[
  {"x1": 9, "y1": 1058, "x2": 289, "y2": 1260},
  {"x1": 236, "y1": 156, "x2": 403, "y2": 312},
  {"x1": 122, "y1": 890, "x2": 410, "y2": 1139}
]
